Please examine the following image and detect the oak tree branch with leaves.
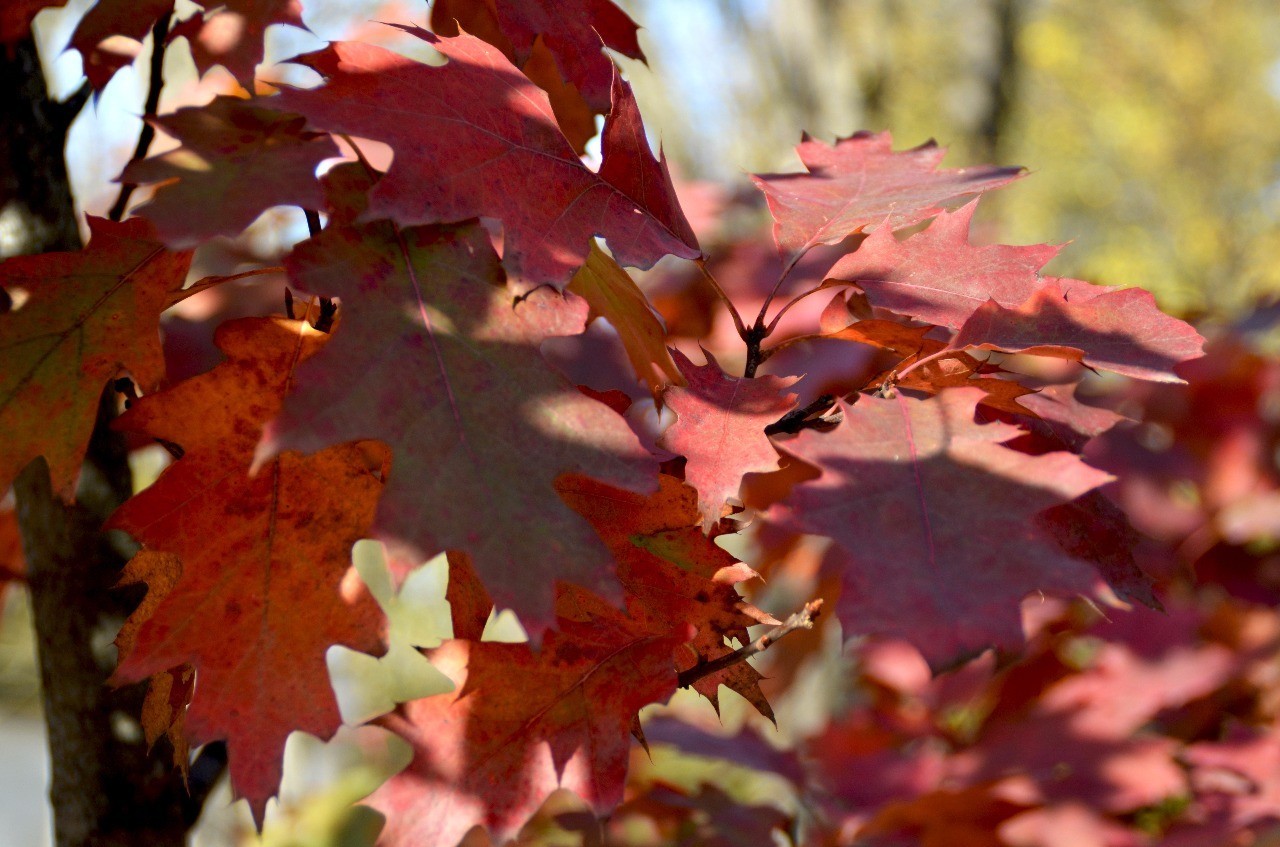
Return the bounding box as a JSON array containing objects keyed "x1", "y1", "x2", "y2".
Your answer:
[{"x1": 0, "y1": 2, "x2": 1224, "y2": 846}]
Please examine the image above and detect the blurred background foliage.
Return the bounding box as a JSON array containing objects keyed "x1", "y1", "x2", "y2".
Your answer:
[
  {"x1": 7, "y1": 1, "x2": 1280, "y2": 845},
  {"x1": 626, "y1": 0, "x2": 1280, "y2": 317}
]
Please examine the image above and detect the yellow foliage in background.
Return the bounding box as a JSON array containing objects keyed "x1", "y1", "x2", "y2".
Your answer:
[{"x1": 628, "y1": 0, "x2": 1280, "y2": 317}]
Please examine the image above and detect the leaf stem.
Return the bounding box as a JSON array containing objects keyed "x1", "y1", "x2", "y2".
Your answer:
[
  {"x1": 694, "y1": 258, "x2": 747, "y2": 340},
  {"x1": 753, "y1": 252, "x2": 804, "y2": 334},
  {"x1": 741, "y1": 323, "x2": 769, "y2": 378},
  {"x1": 891, "y1": 347, "x2": 960, "y2": 384},
  {"x1": 303, "y1": 209, "x2": 322, "y2": 236},
  {"x1": 107, "y1": 11, "x2": 173, "y2": 221},
  {"x1": 765, "y1": 394, "x2": 837, "y2": 435},
  {"x1": 677, "y1": 599, "x2": 823, "y2": 690},
  {"x1": 764, "y1": 283, "x2": 835, "y2": 336}
]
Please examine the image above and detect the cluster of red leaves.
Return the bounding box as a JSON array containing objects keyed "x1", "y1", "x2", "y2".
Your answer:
[
  {"x1": 0, "y1": 1, "x2": 1251, "y2": 845},
  {"x1": 621, "y1": 338, "x2": 1280, "y2": 847}
]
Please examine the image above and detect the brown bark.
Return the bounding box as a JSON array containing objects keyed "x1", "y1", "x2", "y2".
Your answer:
[
  {"x1": 3, "y1": 34, "x2": 221, "y2": 847},
  {"x1": 0, "y1": 37, "x2": 82, "y2": 256}
]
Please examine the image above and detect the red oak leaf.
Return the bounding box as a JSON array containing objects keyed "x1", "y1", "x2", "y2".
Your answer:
[
  {"x1": 1186, "y1": 726, "x2": 1280, "y2": 829},
  {"x1": 108, "y1": 316, "x2": 386, "y2": 823},
  {"x1": 751, "y1": 133, "x2": 1022, "y2": 267},
  {"x1": 113, "y1": 551, "x2": 193, "y2": 777},
  {"x1": 960, "y1": 708, "x2": 1187, "y2": 815},
  {"x1": 370, "y1": 599, "x2": 681, "y2": 847},
  {"x1": 431, "y1": 0, "x2": 643, "y2": 112},
  {"x1": 69, "y1": 0, "x2": 172, "y2": 90},
  {"x1": 0, "y1": 0, "x2": 67, "y2": 44},
  {"x1": 168, "y1": 0, "x2": 305, "y2": 84},
  {"x1": 804, "y1": 709, "x2": 947, "y2": 817},
  {"x1": 791, "y1": 318, "x2": 934, "y2": 359},
  {"x1": 448, "y1": 472, "x2": 779, "y2": 713},
  {"x1": 0, "y1": 216, "x2": 191, "y2": 496},
  {"x1": 640, "y1": 716, "x2": 807, "y2": 785},
  {"x1": 517, "y1": 36, "x2": 599, "y2": 154},
  {"x1": 1035, "y1": 491, "x2": 1159, "y2": 610},
  {"x1": 71, "y1": 0, "x2": 304, "y2": 90},
  {"x1": 957, "y1": 606, "x2": 1237, "y2": 813},
  {"x1": 773, "y1": 389, "x2": 1112, "y2": 669},
  {"x1": 658, "y1": 349, "x2": 799, "y2": 530},
  {"x1": 608, "y1": 783, "x2": 794, "y2": 847},
  {"x1": 858, "y1": 787, "x2": 1032, "y2": 847},
  {"x1": 121, "y1": 96, "x2": 338, "y2": 248},
  {"x1": 270, "y1": 29, "x2": 699, "y2": 287},
  {"x1": 1056, "y1": 605, "x2": 1239, "y2": 739},
  {"x1": 950, "y1": 279, "x2": 1206, "y2": 383},
  {"x1": 264, "y1": 220, "x2": 657, "y2": 634},
  {"x1": 1015, "y1": 380, "x2": 1129, "y2": 452},
  {"x1": 431, "y1": 1, "x2": 598, "y2": 152},
  {"x1": 555, "y1": 473, "x2": 779, "y2": 715},
  {"x1": 824, "y1": 200, "x2": 1060, "y2": 329},
  {"x1": 444, "y1": 551, "x2": 491, "y2": 641}
]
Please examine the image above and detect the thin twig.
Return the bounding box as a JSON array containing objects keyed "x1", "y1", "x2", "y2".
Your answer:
[
  {"x1": 765, "y1": 394, "x2": 837, "y2": 435},
  {"x1": 303, "y1": 209, "x2": 322, "y2": 236},
  {"x1": 755, "y1": 332, "x2": 821, "y2": 364},
  {"x1": 694, "y1": 257, "x2": 747, "y2": 339},
  {"x1": 742, "y1": 323, "x2": 768, "y2": 378},
  {"x1": 887, "y1": 347, "x2": 961, "y2": 386},
  {"x1": 753, "y1": 252, "x2": 804, "y2": 334},
  {"x1": 764, "y1": 282, "x2": 835, "y2": 336},
  {"x1": 743, "y1": 253, "x2": 811, "y2": 377},
  {"x1": 165, "y1": 266, "x2": 287, "y2": 308},
  {"x1": 340, "y1": 132, "x2": 377, "y2": 178},
  {"x1": 52, "y1": 79, "x2": 92, "y2": 134},
  {"x1": 108, "y1": 11, "x2": 173, "y2": 221},
  {"x1": 677, "y1": 599, "x2": 823, "y2": 690},
  {"x1": 298, "y1": 207, "x2": 335, "y2": 328}
]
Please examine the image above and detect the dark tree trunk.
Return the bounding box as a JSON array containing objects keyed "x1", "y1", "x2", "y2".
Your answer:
[
  {"x1": 2, "y1": 34, "x2": 221, "y2": 847},
  {"x1": 979, "y1": 0, "x2": 1023, "y2": 165}
]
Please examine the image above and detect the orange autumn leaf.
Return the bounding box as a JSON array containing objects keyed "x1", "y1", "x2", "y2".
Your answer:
[
  {"x1": 556, "y1": 473, "x2": 779, "y2": 716},
  {"x1": 372, "y1": 592, "x2": 683, "y2": 847},
  {"x1": 568, "y1": 243, "x2": 684, "y2": 398},
  {"x1": 107, "y1": 316, "x2": 387, "y2": 824}
]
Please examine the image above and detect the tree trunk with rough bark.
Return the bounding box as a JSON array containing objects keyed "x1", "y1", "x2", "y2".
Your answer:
[{"x1": 2, "y1": 34, "x2": 220, "y2": 847}]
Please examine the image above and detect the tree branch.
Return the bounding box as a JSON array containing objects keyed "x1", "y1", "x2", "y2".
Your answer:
[
  {"x1": 677, "y1": 599, "x2": 823, "y2": 690},
  {"x1": 765, "y1": 394, "x2": 838, "y2": 435},
  {"x1": 742, "y1": 323, "x2": 768, "y2": 378},
  {"x1": 5, "y1": 26, "x2": 223, "y2": 847},
  {"x1": 303, "y1": 208, "x2": 322, "y2": 236},
  {"x1": 107, "y1": 11, "x2": 173, "y2": 222}
]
